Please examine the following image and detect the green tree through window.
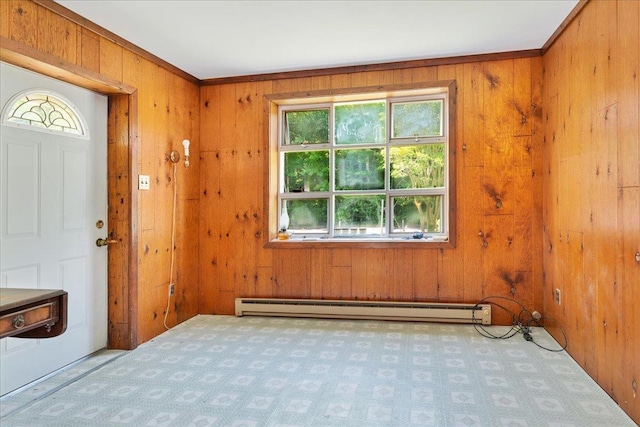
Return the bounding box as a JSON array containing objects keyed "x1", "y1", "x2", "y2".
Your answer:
[{"x1": 277, "y1": 88, "x2": 450, "y2": 240}]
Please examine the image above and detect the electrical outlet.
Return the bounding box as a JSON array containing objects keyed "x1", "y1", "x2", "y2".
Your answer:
[
  {"x1": 138, "y1": 174, "x2": 150, "y2": 190},
  {"x1": 169, "y1": 283, "x2": 175, "y2": 296},
  {"x1": 554, "y1": 288, "x2": 561, "y2": 305}
]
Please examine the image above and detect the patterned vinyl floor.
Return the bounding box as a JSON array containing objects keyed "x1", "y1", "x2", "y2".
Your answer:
[{"x1": 0, "y1": 315, "x2": 636, "y2": 426}]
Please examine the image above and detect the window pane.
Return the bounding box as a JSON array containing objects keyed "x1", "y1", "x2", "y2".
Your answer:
[
  {"x1": 335, "y1": 195, "x2": 386, "y2": 236},
  {"x1": 287, "y1": 199, "x2": 328, "y2": 233},
  {"x1": 335, "y1": 101, "x2": 385, "y2": 145},
  {"x1": 392, "y1": 195, "x2": 443, "y2": 233},
  {"x1": 5, "y1": 92, "x2": 85, "y2": 136},
  {"x1": 283, "y1": 109, "x2": 329, "y2": 145},
  {"x1": 284, "y1": 151, "x2": 329, "y2": 192},
  {"x1": 335, "y1": 148, "x2": 385, "y2": 190},
  {"x1": 392, "y1": 99, "x2": 442, "y2": 138},
  {"x1": 390, "y1": 144, "x2": 445, "y2": 189}
]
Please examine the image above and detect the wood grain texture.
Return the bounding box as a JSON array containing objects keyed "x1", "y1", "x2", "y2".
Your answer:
[
  {"x1": 31, "y1": 0, "x2": 199, "y2": 84},
  {"x1": 78, "y1": 27, "x2": 99, "y2": 72},
  {"x1": 36, "y1": 6, "x2": 76, "y2": 63},
  {"x1": 2, "y1": 1, "x2": 199, "y2": 349},
  {"x1": 202, "y1": 50, "x2": 541, "y2": 86},
  {"x1": 5, "y1": 3, "x2": 635, "y2": 423},
  {"x1": 9, "y1": 1, "x2": 37, "y2": 48},
  {"x1": 543, "y1": 0, "x2": 639, "y2": 423},
  {"x1": 107, "y1": 94, "x2": 131, "y2": 349},
  {"x1": 199, "y1": 56, "x2": 544, "y2": 326}
]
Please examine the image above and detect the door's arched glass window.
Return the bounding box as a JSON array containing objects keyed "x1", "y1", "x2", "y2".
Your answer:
[{"x1": 2, "y1": 90, "x2": 87, "y2": 138}]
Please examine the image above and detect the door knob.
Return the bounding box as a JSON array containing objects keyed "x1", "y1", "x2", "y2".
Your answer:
[{"x1": 96, "y1": 238, "x2": 118, "y2": 247}]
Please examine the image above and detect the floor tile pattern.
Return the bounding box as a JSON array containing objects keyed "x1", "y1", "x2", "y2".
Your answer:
[{"x1": 0, "y1": 315, "x2": 636, "y2": 426}]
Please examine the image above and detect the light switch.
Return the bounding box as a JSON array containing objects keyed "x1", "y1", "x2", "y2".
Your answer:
[{"x1": 138, "y1": 174, "x2": 150, "y2": 190}]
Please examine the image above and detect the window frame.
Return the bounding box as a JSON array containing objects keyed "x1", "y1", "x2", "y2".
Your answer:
[{"x1": 264, "y1": 81, "x2": 457, "y2": 249}]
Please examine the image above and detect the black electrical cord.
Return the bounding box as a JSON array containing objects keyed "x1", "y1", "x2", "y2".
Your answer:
[
  {"x1": 524, "y1": 315, "x2": 568, "y2": 352},
  {"x1": 472, "y1": 295, "x2": 568, "y2": 352}
]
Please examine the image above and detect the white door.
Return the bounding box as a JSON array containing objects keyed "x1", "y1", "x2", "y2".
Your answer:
[{"x1": 0, "y1": 62, "x2": 108, "y2": 395}]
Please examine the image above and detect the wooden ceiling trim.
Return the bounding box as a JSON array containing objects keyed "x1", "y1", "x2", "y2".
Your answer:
[
  {"x1": 28, "y1": 0, "x2": 583, "y2": 86},
  {"x1": 201, "y1": 49, "x2": 541, "y2": 86},
  {"x1": 31, "y1": 0, "x2": 199, "y2": 85}
]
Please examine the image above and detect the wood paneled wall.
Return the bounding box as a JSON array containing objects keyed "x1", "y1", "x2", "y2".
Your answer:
[
  {"x1": 0, "y1": 0, "x2": 201, "y2": 346},
  {"x1": 542, "y1": 0, "x2": 639, "y2": 423},
  {"x1": 3, "y1": 1, "x2": 638, "y2": 423},
  {"x1": 199, "y1": 56, "x2": 545, "y2": 325}
]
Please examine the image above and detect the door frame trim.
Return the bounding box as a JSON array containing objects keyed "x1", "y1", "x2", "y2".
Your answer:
[{"x1": 1, "y1": 36, "x2": 139, "y2": 350}]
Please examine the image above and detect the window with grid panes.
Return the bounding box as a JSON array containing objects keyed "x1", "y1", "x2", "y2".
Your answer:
[{"x1": 274, "y1": 84, "x2": 454, "y2": 243}]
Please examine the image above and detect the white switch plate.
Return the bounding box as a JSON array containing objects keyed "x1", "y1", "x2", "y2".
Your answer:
[{"x1": 138, "y1": 174, "x2": 150, "y2": 190}]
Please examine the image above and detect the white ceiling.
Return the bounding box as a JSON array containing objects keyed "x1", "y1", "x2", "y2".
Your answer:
[{"x1": 56, "y1": 0, "x2": 578, "y2": 80}]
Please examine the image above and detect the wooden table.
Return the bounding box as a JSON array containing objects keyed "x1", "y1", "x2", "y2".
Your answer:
[{"x1": 0, "y1": 288, "x2": 68, "y2": 339}]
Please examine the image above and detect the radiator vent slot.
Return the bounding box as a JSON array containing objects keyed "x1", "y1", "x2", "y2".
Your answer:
[{"x1": 235, "y1": 298, "x2": 491, "y2": 325}]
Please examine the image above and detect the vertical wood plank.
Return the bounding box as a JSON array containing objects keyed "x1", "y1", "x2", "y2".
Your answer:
[
  {"x1": 365, "y1": 250, "x2": 393, "y2": 299},
  {"x1": 351, "y1": 249, "x2": 368, "y2": 300},
  {"x1": 616, "y1": 0, "x2": 640, "y2": 188},
  {"x1": 79, "y1": 27, "x2": 100, "y2": 72},
  {"x1": 618, "y1": 187, "x2": 640, "y2": 413},
  {"x1": 175, "y1": 198, "x2": 199, "y2": 322},
  {"x1": 256, "y1": 266, "x2": 274, "y2": 297},
  {"x1": 392, "y1": 68, "x2": 412, "y2": 85},
  {"x1": 99, "y1": 38, "x2": 123, "y2": 82},
  {"x1": 9, "y1": 0, "x2": 37, "y2": 47},
  {"x1": 364, "y1": 70, "x2": 394, "y2": 86},
  {"x1": 328, "y1": 267, "x2": 352, "y2": 299},
  {"x1": 392, "y1": 249, "x2": 414, "y2": 301},
  {"x1": 0, "y1": 0, "x2": 10, "y2": 38},
  {"x1": 107, "y1": 95, "x2": 130, "y2": 349},
  {"x1": 410, "y1": 66, "x2": 438, "y2": 84},
  {"x1": 198, "y1": 151, "x2": 220, "y2": 313},
  {"x1": 462, "y1": 166, "x2": 484, "y2": 302},
  {"x1": 437, "y1": 248, "x2": 464, "y2": 301},
  {"x1": 310, "y1": 249, "x2": 331, "y2": 298},
  {"x1": 36, "y1": 6, "x2": 76, "y2": 63},
  {"x1": 412, "y1": 249, "x2": 439, "y2": 301},
  {"x1": 216, "y1": 84, "x2": 237, "y2": 293},
  {"x1": 330, "y1": 73, "x2": 351, "y2": 89},
  {"x1": 462, "y1": 62, "x2": 485, "y2": 167},
  {"x1": 482, "y1": 214, "x2": 515, "y2": 324},
  {"x1": 483, "y1": 60, "x2": 514, "y2": 169},
  {"x1": 530, "y1": 56, "x2": 544, "y2": 312},
  {"x1": 234, "y1": 82, "x2": 261, "y2": 299}
]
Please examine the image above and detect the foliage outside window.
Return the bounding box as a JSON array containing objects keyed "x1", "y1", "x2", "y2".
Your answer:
[{"x1": 274, "y1": 84, "x2": 453, "y2": 243}]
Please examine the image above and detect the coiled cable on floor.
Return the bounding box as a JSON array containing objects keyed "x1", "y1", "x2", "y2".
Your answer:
[{"x1": 472, "y1": 295, "x2": 568, "y2": 352}]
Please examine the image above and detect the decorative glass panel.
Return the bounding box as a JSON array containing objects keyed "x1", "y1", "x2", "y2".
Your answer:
[
  {"x1": 335, "y1": 194, "x2": 386, "y2": 236},
  {"x1": 283, "y1": 109, "x2": 329, "y2": 145},
  {"x1": 392, "y1": 195, "x2": 443, "y2": 233},
  {"x1": 286, "y1": 199, "x2": 328, "y2": 233},
  {"x1": 335, "y1": 101, "x2": 385, "y2": 145},
  {"x1": 335, "y1": 148, "x2": 385, "y2": 190},
  {"x1": 390, "y1": 144, "x2": 445, "y2": 189},
  {"x1": 284, "y1": 151, "x2": 330, "y2": 192},
  {"x1": 4, "y1": 92, "x2": 86, "y2": 136},
  {"x1": 391, "y1": 99, "x2": 443, "y2": 139}
]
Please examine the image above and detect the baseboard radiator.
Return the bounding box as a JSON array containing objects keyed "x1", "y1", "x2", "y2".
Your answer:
[{"x1": 235, "y1": 298, "x2": 491, "y2": 325}]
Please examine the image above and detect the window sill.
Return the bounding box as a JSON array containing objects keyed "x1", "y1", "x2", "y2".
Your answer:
[{"x1": 265, "y1": 236, "x2": 453, "y2": 249}]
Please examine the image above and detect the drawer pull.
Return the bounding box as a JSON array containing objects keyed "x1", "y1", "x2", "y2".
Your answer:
[{"x1": 13, "y1": 314, "x2": 25, "y2": 329}]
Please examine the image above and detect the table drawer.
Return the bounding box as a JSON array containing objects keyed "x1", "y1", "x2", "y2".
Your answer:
[{"x1": 0, "y1": 302, "x2": 57, "y2": 338}]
